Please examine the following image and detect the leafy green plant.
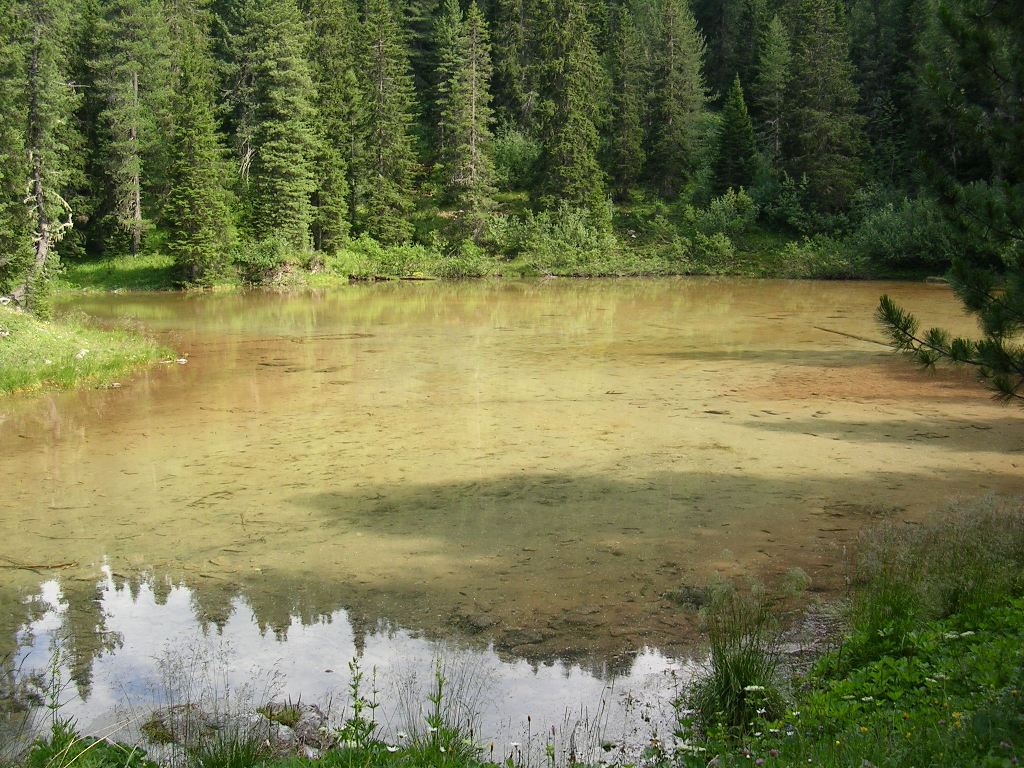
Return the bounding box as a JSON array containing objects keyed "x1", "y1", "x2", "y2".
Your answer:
[{"x1": 684, "y1": 188, "x2": 759, "y2": 237}]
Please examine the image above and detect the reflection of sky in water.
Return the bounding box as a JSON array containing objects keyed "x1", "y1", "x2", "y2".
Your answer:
[{"x1": 15, "y1": 568, "x2": 692, "y2": 754}]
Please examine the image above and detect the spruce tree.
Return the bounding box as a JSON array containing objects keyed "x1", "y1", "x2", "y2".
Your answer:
[
  {"x1": 490, "y1": 0, "x2": 529, "y2": 125},
  {"x1": 714, "y1": 75, "x2": 756, "y2": 192},
  {"x1": 162, "y1": 17, "x2": 233, "y2": 284},
  {"x1": 358, "y1": 0, "x2": 418, "y2": 244},
  {"x1": 438, "y1": 0, "x2": 497, "y2": 240},
  {"x1": 533, "y1": 0, "x2": 607, "y2": 214},
  {"x1": 783, "y1": 0, "x2": 864, "y2": 211},
  {"x1": 606, "y1": 5, "x2": 646, "y2": 199},
  {"x1": 751, "y1": 14, "x2": 790, "y2": 164},
  {"x1": 93, "y1": 0, "x2": 174, "y2": 255},
  {"x1": 0, "y1": 0, "x2": 32, "y2": 300},
  {"x1": 308, "y1": 0, "x2": 362, "y2": 251},
  {"x1": 2, "y1": 0, "x2": 81, "y2": 314},
  {"x1": 236, "y1": 0, "x2": 317, "y2": 249},
  {"x1": 650, "y1": 0, "x2": 707, "y2": 197},
  {"x1": 432, "y1": 0, "x2": 464, "y2": 160}
]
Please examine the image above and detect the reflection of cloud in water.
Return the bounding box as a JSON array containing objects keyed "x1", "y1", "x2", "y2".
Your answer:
[{"x1": 15, "y1": 569, "x2": 692, "y2": 753}]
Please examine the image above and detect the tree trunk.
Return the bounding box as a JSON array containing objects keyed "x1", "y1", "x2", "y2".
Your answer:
[{"x1": 130, "y1": 69, "x2": 142, "y2": 255}]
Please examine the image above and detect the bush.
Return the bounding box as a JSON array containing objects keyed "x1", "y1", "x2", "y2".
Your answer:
[
  {"x1": 487, "y1": 203, "x2": 621, "y2": 275},
  {"x1": 776, "y1": 235, "x2": 868, "y2": 279},
  {"x1": 234, "y1": 237, "x2": 296, "y2": 285},
  {"x1": 684, "y1": 188, "x2": 759, "y2": 237},
  {"x1": 329, "y1": 235, "x2": 444, "y2": 279},
  {"x1": 492, "y1": 126, "x2": 541, "y2": 191},
  {"x1": 433, "y1": 240, "x2": 493, "y2": 279},
  {"x1": 842, "y1": 195, "x2": 956, "y2": 270}
]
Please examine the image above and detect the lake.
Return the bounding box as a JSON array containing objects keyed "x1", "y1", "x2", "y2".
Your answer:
[{"x1": 2, "y1": 278, "x2": 1022, "y2": 750}]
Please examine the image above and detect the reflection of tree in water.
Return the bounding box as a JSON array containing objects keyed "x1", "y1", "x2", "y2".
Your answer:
[{"x1": 54, "y1": 579, "x2": 122, "y2": 699}]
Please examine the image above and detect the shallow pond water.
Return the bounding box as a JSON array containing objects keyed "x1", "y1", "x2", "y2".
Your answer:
[{"x1": 2, "y1": 278, "x2": 1022, "y2": 745}]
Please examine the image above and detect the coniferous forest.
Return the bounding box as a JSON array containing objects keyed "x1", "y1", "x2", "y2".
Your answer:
[{"x1": 0, "y1": 0, "x2": 1021, "y2": 335}]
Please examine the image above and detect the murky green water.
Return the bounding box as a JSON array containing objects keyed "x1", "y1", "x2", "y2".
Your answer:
[{"x1": 2, "y1": 278, "x2": 1022, "y2": 742}]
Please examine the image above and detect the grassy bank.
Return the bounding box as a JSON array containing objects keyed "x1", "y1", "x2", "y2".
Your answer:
[
  {"x1": 0, "y1": 305, "x2": 169, "y2": 395},
  {"x1": 5, "y1": 498, "x2": 1020, "y2": 768}
]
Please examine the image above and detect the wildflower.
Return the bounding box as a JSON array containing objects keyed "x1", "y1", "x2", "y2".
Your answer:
[
  {"x1": 755, "y1": 759, "x2": 765, "y2": 766},
  {"x1": 959, "y1": 631, "x2": 975, "y2": 637},
  {"x1": 755, "y1": 732, "x2": 763, "y2": 737},
  {"x1": 769, "y1": 749, "x2": 779, "y2": 758},
  {"x1": 744, "y1": 685, "x2": 766, "y2": 692},
  {"x1": 756, "y1": 708, "x2": 767, "y2": 716},
  {"x1": 386, "y1": 745, "x2": 399, "y2": 753},
  {"x1": 860, "y1": 696, "x2": 873, "y2": 702},
  {"x1": 440, "y1": 746, "x2": 446, "y2": 753},
  {"x1": 791, "y1": 711, "x2": 800, "y2": 717},
  {"x1": 860, "y1": 726, "x2": 869, "y2": 734}
]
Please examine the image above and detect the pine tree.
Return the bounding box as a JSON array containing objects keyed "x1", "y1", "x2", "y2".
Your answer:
[
  {"x1": 358, "y1": 0, "x2": 418, "y2": 244},
  {"x1": 432, "y1": 0, "x2": 464, "y2": 160},
  {"x1": 236, "y1": 0, "x2": 317, "y2": 249},
  {"x1": 714, "y1": 75, "x2": 756, "y2": 192},
  {"x1": 93, "y1": 0, "x2": 174, "y2": 255},
  {"x1": 0, "y1": 0, "x2": 32, "y2": 299},
  {"x1": 308, "y1": 0, "x2": 362, "y2": 251},
  {"x1": 606, "y1": 5, "x2": 646, "y2": 199},
  {"x1": 751, "y1": 14, "x2": 790, "y2": 164},
  {"x1": 650, "y1": 0, "x2": 707, "y2": 197},
  {"x1": 534, "y1": 0, "x2": 607, "y2": 213},
  {"x1": 878, "y1": 0, "x2": 1024, "y2": 402},
  {"x1": 438, "y1": 0, "x2": 497, "y2": 239},
  {"x1": 783, "y1": 0, "x2": 864, "y2": 211},
  {"x1": 490, "y1": 0, "x2": 529, "y2": 125},
  {"x1": 2, "y1": 0, "x2": 81, "y2": 314},
  {"x1": 162, "y1": 12, "x2": 233, "y2": 284}
]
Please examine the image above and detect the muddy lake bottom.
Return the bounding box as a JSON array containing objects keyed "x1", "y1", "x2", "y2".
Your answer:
[{"x1": 2, "y1": 278, "x2": 1022, "y2": 748}]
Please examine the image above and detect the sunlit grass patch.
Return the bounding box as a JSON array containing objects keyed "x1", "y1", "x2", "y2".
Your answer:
[
  {"x1": 0, "y1": 306, "x2": 168, "y2": 395},
  {"x1": 59, "y1": 252, "x2": 179, "y2": 292}
]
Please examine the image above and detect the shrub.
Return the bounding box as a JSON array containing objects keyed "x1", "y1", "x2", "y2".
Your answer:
[
  {"x1": 842, "y1": 196, "x2": 956, "y2": 270},
  {"x1": 685, "y1": 188, "x2": 759, "y2": 237},
  {"x1": 234, "y1": 237, "x2": 296, "y2": 285},
  {"x1": 776, "y1": 235, "x2": 868, "y2": 279},
  {"x1": 492, "y1": 126, "x2": 541, "y2": 191},
  {"x1": 434, "y1": 240, "x2": 493, "y2": 279},
  {"x1": 488, "y1": 204, "x2": 620, "y2": 275}
]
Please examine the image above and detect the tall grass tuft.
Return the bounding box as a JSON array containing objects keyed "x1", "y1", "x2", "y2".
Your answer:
[{"x1": 689, "y1": 583, "x2": 784, "y2": 730}]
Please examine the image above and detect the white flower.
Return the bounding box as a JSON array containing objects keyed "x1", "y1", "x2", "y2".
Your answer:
[
  {"x1": 427, "y1": 726, "x2": 438, "y2": 733},
  {"x1": 0, "y1": 296, "x2": 10, "y2": 305},
  {"x1": 386, "y1": 746, "x2": 399, "y2": 753},
  {"x1": 791, "y1": 711, "x2": 801, "y2": 717},
  {"x1": 743, "y1": 685, "x2": 765, "y2": 692},
  {"x1": 756, "y1": 708, "x2": 767, "y2": 716},
  {"x1": 959, "y1": 631, "x2": 975, "y2": 637},
  {"x1": 861, "y1": 696, "x2": 874, "y2": 702},
  {"x1": 439, "y1": 747, "x2": 446, "y2": 753}
]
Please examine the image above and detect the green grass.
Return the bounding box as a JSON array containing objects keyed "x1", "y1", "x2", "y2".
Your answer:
[
  {"x1": 58, "y1": 252, "x2": 179, "y2": 292},
  {"x1": 0, "y1": 306, "x2": 168, "y2": 395},
  {"x1": 676, "y1": 496, "x2": 1024, "y2": 767}
]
